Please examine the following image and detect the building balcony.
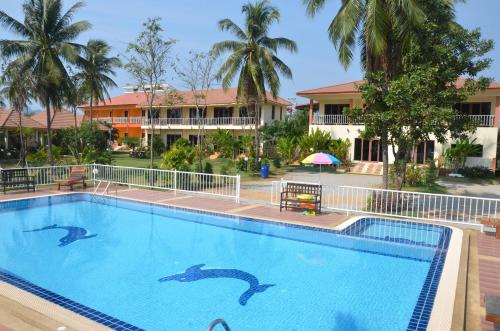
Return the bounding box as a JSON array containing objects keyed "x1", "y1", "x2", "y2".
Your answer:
[
  {"x1": 312, "y1": 115, "x2": 363, "y2": 125},
  {"x1": 98, "y1": 117, "x2": 143, "y2": 125},
  {"x1": 142, "y1": 117, "x2": 256, "y2": 128},
  {"x1": 312, "y1": 114, "x2": 497, "y2": 127}
]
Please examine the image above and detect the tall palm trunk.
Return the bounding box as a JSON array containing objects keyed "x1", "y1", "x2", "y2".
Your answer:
[
  {"x1": 45, "y1": 100, "x2": 54, "y2": 166},
  {"x1": 149, "y1": 105, "x2": 155, "y2": 169},
  {"x1": 197, "y1": 107, "x2": 203, "y2": 173},
  {"x1": 251, "y1": 100, "x2": 260, "y2": 170},
  {"x1": 89, "y1": 93, "x2": 93, "y2": 122},
  {"x1": 17, "y1": 110, "x2": 26, "y2": 166}
]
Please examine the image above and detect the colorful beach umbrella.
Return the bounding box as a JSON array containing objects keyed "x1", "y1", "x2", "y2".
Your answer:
[{"x1": 302, "y1": 153, "x2": 341, "y2": 165}]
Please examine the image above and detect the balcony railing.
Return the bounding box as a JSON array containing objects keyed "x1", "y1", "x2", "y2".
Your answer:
[
  {"x1": 98, "y1": 117, "x2": 143, "y2": 124},
  {"x1": 312, "y1": 114, "x2": 363, "y2": 125},
  {"x1": 143, "y1": 117, "x2": 256, "y2": 127},
  {"x1": 455, "y1": 114, "x2": 495, "y2": 127},
  {"x1": 312, "y1": 114, "x2": 496, "y2": 127}
]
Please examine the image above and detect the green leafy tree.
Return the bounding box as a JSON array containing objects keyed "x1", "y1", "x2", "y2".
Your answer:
[
  {"x1": 444, "y1": 138, "x2": 483, "y2": 173},
  {"x1": 212, "y1": 0, "x2": 297, "y2": 170},
  {"x1": 329, "y1": 138, "x2": 351, "y2": 165},
  {"x1": 209, "y1": 129, "x2": 239, "y2": 159},
  {"x1": 75, "y1": 39, "x2": 120, "y2": 122},
  {"x1": 0, "y1": 0, "x2": 90, "y2": 165},
  {"x1": 347, "y1": 1, "x2": 493, "y2": 189},
  {"x1": 125, "y1": 17, "x2": 176, "y2": 169},
  {"x1": 303, "y1": 0, "x2": 426, "y2": 188}
]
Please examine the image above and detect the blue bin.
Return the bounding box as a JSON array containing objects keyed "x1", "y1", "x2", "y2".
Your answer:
[{"x1": 260, "y1": 164, "x2": 270, "y2": 178}]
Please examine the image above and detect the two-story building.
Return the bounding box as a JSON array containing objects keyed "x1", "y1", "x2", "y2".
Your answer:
[
  {"x1": 297, "y1": 79, "x2": 500, "y2": 173},
  {"x1": 81, "y1": 87, "x2": 291, "y2": 149}
]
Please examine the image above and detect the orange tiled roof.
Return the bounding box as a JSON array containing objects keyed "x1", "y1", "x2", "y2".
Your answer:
[
  {"x1": 0, "y1": 108, "x2": 46, "y2": 129},
  {"x1": 82, "y1": 88, "x2": 291, "y2": 108},
  {"x1": 297, "y1": 78, "x2": 500, "y2": 96},
  {"x1": 31, "y1": 109, "x2": 83, "y2": 129}
]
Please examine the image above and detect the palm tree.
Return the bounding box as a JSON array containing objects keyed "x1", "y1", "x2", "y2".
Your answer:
[
  {"x1": 0, "y1": 64, "x2": 33, "y2": 166},
  {"x1": 0, "y1": 0, "x2": 90, "y2": 165},
  {"x1": 76, "y1": 39, "x2": 120, "y2": 122},
  {"x1": 303, "y1": 0, "x2": 426, "y2": 188},
  {"x1": 212, "y1": 0, "x2": 297, "y2": 169}
]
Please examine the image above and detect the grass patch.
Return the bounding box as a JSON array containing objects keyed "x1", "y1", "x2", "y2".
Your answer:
[{"x1": 402, "y1": 184, "x2": 448, "y2": 194}]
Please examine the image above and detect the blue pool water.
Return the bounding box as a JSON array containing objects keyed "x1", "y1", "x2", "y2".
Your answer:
[{"x1": 0, "y1": 194, "x2": 451, "y2": 331}]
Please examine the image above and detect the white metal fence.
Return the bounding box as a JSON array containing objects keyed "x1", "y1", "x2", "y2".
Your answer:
[
  {"x1": 2, "y1": 164, "x2": 240, "y2": 202},
  {"x1": 272, "y1": 180, "x2": 500, "y2": 226}
]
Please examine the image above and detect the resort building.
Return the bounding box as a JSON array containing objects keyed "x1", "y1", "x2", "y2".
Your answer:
[
  {"x1": 297, "y1": 79, "x2": 500, "y2": 173},
  {"x1": 0, "y1": 108, "x2": 45, "y2": 151},
  {"x1": 80, "y1": 87, "x2": 291, "y2": 148}
]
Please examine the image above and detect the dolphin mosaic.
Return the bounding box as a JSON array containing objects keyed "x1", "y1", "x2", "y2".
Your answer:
[
  {"x1": 159, "y1": 264, "x2": 275, "y2": 305},
  {"x1": 24, "y1": 224, "x2": 97, "y2": 247}
]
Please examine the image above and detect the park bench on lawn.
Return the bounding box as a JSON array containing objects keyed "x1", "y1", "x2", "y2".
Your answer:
[
  {"x1": 1, "y1": 168, "x2": 36, "y2": 194},
  {"x1": 280, "y1": 182, "x2": 322, "y2": 214}
]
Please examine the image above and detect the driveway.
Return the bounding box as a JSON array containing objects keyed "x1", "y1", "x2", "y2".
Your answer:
[{"x1": 438, "y1": 179, "x2": 500, "y2": 199}]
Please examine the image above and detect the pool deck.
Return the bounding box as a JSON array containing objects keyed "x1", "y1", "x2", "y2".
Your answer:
[{"x1": 0, "y1": 186, "x2": 499, "y2": 330}]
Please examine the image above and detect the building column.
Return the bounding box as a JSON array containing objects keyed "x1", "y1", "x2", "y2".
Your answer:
[
  {"x1": 4, "y1": 130, "x2": 8, "y2": 149},
  {"x1": 495, "y1": 96, "x2": 500, "y2": 128},
  {"x1": 492, "y1": 158, "x2": 497, "y2": 173},
  {"x1": 308, "y1": 99, "x2": 314, "y2": 126}
]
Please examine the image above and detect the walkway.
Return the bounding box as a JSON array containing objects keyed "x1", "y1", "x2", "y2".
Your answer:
[{"x1": 478, "y1": 233, "x2": 500, "y2": 331}]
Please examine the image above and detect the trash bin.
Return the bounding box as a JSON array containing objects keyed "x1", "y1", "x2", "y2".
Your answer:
[{"x1": 260, "y1": 164, "x2": 270, "y2": 178}]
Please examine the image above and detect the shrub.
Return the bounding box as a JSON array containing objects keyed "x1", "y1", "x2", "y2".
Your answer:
[
  {"x1": 152, "y1": 135, "x2": 165, "y2": 156},
  {"x1": 405, "y1": 164, "x2": 424, "y2": 186},
  {"x1": 203, "y1": 161, "x2": 213, "y2": 174},
  {"x1": 122, "y1": 137, "x2": 140, "y2": 150},
  {"x1": 236, "y1": 157, "x2": 247, "y2": 171},
  {"x1": 458, "y1": 166, "x2": 494, "y2": 178},
  {"x1": 160, "y1": 144, "x2": 194, "y2": 170},
  {"x1": 220, "y1": 160, "x2": 233, "y2": 175},
  {"x1": 261, "y1": 158, "x2": 270, "y2": 166},
  {"x1": 272, "y1": 156, "x2": 281, "y2": 168},
  {"x1": 423, "y1": 161, "x2": 438, "y2": 187}
]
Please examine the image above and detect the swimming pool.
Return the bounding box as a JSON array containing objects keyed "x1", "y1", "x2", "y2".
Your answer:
[{"x1": 0, "y1": 194, "x2": 453, "y2": 330}]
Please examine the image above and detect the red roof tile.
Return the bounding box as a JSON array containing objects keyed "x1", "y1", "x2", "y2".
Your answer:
[
  {"x1": 0, "y1": 108, "x2": 45, "y2": 129},
  {"x1": 31, "y1": 109, "x2": 83, "y2": 129},
  {"x1": 81, "y1": 88, "x2": 291, "y2": 108},
  {"x1": 297, "y1": 78, "x2": 500, "y2": 96}
]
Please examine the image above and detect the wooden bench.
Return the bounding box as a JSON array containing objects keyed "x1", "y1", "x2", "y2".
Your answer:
[
  {"x1": 481, "y1": 218, "x2": 500, "y2": 239},
  {"x1": 1, "y1": 168, "x2": 35, "y2": 194},
  {"x1": 280, "y1": 182, "x2": 322, "y2": 214},
  {"x1": 486, "y1": 295, "x2": 500, "y2": 325},
  {"x1": 55, "y1": 166, "x2": 87, "y2": 191}
]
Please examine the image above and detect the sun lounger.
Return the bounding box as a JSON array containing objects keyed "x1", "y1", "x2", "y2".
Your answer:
[{"x1": 55, "y1": 166, "x2": 87, "y2": 191}]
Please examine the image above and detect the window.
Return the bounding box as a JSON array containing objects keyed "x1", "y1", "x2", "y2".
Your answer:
[
  {"x1": 124, "y1": 133, "x2": 128, "y2": 138},
  {"x1": 324, "y1": 104, "x2": 349, "y2": 116},
  {"x1": 188, "y1": 135, "x2": 204, "y2": 146},
  {"x1": 166, "y1": 134, "x2": 181, "y2": 149},
  {"x1": 109, "y1": 111, "x2": 112, "y2": 117},
  {"x1": 271, "y1": 105, "x2": 275, "y2": 120},
  {"x1": 189, "y1": 107, "x2": 207, "y2": 118},
  {"x1": 454, "y1": 102, "x2": 491, "y2": 116},
  {"x1": 239, "y1": 107, "x2": 248, "y2": 117},
  {"x1": 415, "y1": 141, "x2": 435, "y2": 164},
  {"x1": 124, "y1": 111, "x2": 129, "y2": 118},
  {"x1": 450, "y1": 143, "x2": 483, "y2": 157},
  {"x1": 354, "y1": 139, "x2": 381, "y2": 162},
  {"x1": 167, "y1": 108, "x2": 182, "y2": 119},
  {"x1": 214, "y1": 107, "x2": 233, "y2": 118},
  {"x1": 141, "y1": 110, "x2": 146, "y2": 117},
  {"x1": 280, "y1": 107, "x2": 283, "y2": 120},
  {"x1": 141, "y1": 132, "x2": 145, "y2": 138}
]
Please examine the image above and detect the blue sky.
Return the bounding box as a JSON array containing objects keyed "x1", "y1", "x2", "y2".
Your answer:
[{"x1": 2, "y1": 0, "x2": 500, "y2": 108}]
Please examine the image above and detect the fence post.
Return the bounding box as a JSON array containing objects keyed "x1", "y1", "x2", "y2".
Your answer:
[
  {"x1": 92, "y1": 163, "x2": 96, "y2": 187},
  {"x1": 236, "y1": 174, "x2": 241, "y2": 203},
  {"x1": 174, "y1": 169, "x2": 177, "y2": 195}
]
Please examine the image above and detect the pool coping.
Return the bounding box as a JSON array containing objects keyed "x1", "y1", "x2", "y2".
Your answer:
[{"x1": 0, "y1": 192, "x2": 463, "y2": 330}]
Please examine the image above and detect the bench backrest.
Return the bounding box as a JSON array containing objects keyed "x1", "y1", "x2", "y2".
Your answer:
[
  {"x1": 1, "y1": 169, "x2": 30, "y2": 182},
  {"x1": 284, "y1": 182, "x2": 322, "y2": 195},
  {"x1": 68, "y1": 167, "x2": 87, "y2": 179}
]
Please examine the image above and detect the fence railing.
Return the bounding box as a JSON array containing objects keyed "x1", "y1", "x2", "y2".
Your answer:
[
  {"x1": 272, "y1": 180, "x2": 500, "y2": 226},
  {"x1": 455, "y1": 114, "x2": 495, "y2": 127},
  {"x1": 1, "y1": 165, "x2": 240, "y2": 202},
  {"x1": 91, "y1": 164, "x2": 240, "y2": 201},
  {"x1": 143, "y1": 117, "x2": 256, "y2": 127}
]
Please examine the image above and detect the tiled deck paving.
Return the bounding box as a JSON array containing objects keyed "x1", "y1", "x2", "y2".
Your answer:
[
  {"x1": 0, "y1": 185, "x2": 499, "y2": 330},
  {"x1": 478, "y1": 233, "x2": 500, "y2": 331}
]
